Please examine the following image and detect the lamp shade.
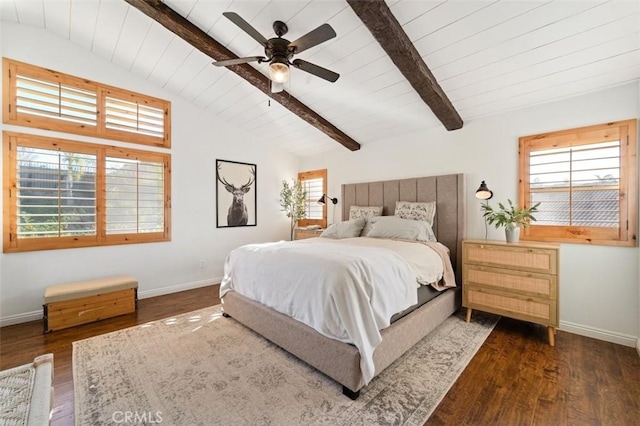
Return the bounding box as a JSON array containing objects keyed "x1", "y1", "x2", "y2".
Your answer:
[
  {"x1": 317, "y1": 194, "x2": 338, "y2": 205},
  {"x1": 475, "y1": 181, "x2": 493, "y2": 200},
  {"x1": 269, "y1": 60, "x2": 289, "y2": 83}
]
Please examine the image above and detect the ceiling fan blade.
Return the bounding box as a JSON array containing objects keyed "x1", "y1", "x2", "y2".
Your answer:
[
  {"x1": 223, "y1": 12, "x2": 268, "y2": 45},
  {"x1": 289, "y1": 24, "x2": 336, "y2": 54},
  {"x1": 212, "y1": 56, "x2": 265, "y2": 67},
  {"x1": 292, "y1": 59, "x2": 340, "y2": 83}
]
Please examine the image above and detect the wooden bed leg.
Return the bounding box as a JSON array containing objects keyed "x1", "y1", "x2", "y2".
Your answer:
[
  {"x1": 342, "y1": 386, "x2": 360, "y2": 400},
  {"x1": 222, "y1": 312, "x2": 231, "y2": 318}
]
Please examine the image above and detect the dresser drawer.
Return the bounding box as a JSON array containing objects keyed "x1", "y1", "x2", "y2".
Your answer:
[
  {"x1": 464, "y1": 265, "x2": 556, "y2": 299},
  {"x1": 466, "y1": 286, "x2": 558, "y2": 326},
  {"x1": 464, "y1": 242, "x2": 557, "y2": 274},
  {"x1": 294, "y1": 229, "x2": 323, "y2": 240}
]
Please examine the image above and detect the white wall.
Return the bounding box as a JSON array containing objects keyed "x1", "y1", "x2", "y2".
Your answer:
[
  {"x1": 301, "y1": 82, "x2": 640, "y2": 347},
  {"x1": 0, "y1": 23, "x2": 299, "y2": 325}
]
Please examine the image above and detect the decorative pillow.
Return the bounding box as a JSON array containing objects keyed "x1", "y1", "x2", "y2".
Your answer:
[
  {"x1": 366, "y1": 216, "x2": 436, "y2": 242},
  {"x1": 320, "y1": 218, "x2": 366, "y2": 239},
  {"x1": 349, "y1": 206, "x2": 383, "y2": 221},
  {"x1": 394, "y1": 201, "x2": 436, "y2": 225}
]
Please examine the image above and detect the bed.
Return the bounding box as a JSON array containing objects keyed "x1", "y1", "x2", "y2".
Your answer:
[{"x1": 220, "y1": 173, "x2": 465, "y2": 399}]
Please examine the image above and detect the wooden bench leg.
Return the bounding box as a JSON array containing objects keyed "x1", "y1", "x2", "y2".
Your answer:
[
  {"x1": 465, "y1": 308, "x2": 472, "y2": 323},
  {"x1": 43, "y1": 304, "x2": 50, "y2": 334}
]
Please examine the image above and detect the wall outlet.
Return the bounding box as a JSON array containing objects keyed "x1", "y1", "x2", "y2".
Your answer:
[{"x1": 199, "y1": 259, "x2": 205, "y2": 269}]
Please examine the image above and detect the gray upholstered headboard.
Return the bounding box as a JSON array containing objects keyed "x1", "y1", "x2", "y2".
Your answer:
[{"x1": 341, "y1": 174, "x2": 465, "y2": 280}]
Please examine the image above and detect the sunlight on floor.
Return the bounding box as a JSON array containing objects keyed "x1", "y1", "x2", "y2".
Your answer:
[{"x1": 132, "y1": 308, "x2": 223, "y2": 332}]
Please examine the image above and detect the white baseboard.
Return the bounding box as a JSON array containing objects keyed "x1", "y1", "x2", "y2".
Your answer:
[
  {"x1": 137, "y1": 277, "x2": 221, "y2": 300},
  {"x1": 0, "y1": 310, "x2": 43, "y2": 327},
  {"x1": 0, "y1": 278, "x2": 222, "y2": 328},
  {"x1": 560, "y1": 320, "x2": 637, "y2": 348}
]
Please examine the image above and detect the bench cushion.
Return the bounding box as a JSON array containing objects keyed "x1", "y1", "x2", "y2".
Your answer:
[{"x1": 44, "y1": 275, "x2": 138, "y2": 304}]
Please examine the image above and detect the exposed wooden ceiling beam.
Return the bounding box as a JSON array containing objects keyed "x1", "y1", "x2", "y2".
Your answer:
[
  {"x1": 124, "y1": 0, "x2": 360, "y2": 151},
  {"x1": 347, "y1": 0, "x2": 463, "y2": 131}
]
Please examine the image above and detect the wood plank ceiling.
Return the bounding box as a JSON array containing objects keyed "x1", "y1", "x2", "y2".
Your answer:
[{"x1": 1, "y1": 0, "x2": 639, "y2": 157}]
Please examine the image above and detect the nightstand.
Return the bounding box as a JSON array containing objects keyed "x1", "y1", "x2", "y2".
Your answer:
[
  {"x1": 294, "y1": 228, "x2": 324, "y2": 240},
  {"x1": 462, "y1": 239, "x2": 560, "y2": 346}
]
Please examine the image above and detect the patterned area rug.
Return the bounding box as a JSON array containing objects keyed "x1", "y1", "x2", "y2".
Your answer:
[
  {"x1": 73, "y1": 306, "x2": 497, "y2": 425},
  {"x1": 0, "y1": 354, "x2": 53, "y2": 426},
  {"x1": 0, "y1": 363, "x2": 36, "y2": 425}
]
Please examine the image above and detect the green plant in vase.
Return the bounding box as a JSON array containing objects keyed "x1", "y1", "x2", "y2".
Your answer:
[{"x1": 480, "y1": 199, "x2": 540, "y2": 243}]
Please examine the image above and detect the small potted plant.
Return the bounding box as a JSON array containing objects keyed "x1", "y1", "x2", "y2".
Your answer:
[
  {"x1": 279, "y1": 179, "x2": 307, "y2": 240},
  {"x1": 480, "y1": 199, "x2": 540, "y2": 243}
]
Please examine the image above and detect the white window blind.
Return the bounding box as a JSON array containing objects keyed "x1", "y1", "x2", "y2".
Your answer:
[
  {"x1": 16, "y1": 146, "x2": 97, "y2": 238},
  {"x1": 16, "y1": 74, "x2": 97, "y2": 126},
  {"x1": 529, "y1": 141, "x2": 620, "y2": 227},
  {"x1": 106, "y1": 157, "x2": 165, "y2": 234},
  {"x1": 105, "y1": 97, "x2": 165, "y2": 139},
  {"x1": 302, "y1": 177, "x2": 324, "y2": 220}
]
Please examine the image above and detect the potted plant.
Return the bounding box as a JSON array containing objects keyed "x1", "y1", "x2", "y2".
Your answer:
[
  {"x1": 480, "y1": 199, "x2": 540, "y2": 243},
  {"x1": 279, "y1": 179, "x2": 307, "y2": 240}
]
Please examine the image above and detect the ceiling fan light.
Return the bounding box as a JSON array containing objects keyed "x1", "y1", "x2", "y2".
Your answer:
[{"x1": 269, "y1": 62, "x2": 289, "y2": 83}]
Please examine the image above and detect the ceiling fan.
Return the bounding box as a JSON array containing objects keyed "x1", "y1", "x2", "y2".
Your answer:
[{"x1": 213, "y1": 12, "x2": 339, "y2": 93}]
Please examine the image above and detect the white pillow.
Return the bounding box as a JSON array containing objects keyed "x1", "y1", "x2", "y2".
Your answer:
[
  {"x1": 349, "y1": 206, "x2": 383, "y2": 221},
  {"x1": 395, "y1": 201, "x2": 436, "y2": 225},
  {"x1": 366, "y1": 216, "x2": 436, "y2": 242},
  {"x1": 320, "y1": 218, "x2": 366, "y2": 239}
]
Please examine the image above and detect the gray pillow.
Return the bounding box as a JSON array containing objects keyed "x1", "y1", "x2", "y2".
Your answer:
[
  {"x1": 366, "y1": 216, "x2": 436, "y2": 242},
  {"x1": 320, "y1": 218, "x2": 366, "y2": 239}
]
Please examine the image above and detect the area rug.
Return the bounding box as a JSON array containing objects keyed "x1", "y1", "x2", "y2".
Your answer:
[
  {"x1": 73, "y1": 305, "x2": 497, "y2": 425},
  {"x1": 0, "y1": 353, "x2": 54, "y2": 426}
]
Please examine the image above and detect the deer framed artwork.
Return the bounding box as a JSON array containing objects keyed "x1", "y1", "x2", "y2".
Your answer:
[{"x1": 216, "y1": 159, "x2": 257, "y2": 228}]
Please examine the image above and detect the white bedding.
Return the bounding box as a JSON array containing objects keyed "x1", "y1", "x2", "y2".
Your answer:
[{"x1": 219, "y1": 237, "x2": 454, "y2": 385}]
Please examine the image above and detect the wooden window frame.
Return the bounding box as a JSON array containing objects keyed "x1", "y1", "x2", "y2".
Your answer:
[
  {"x1": 3, "y1": 58, "x2": 171, "y2": 148},
  {"x1": 298, "y1": 169, "x2": 327, "y2": 229},
  {"x1": 3, "y1": 131, "x2": 171, "y2": 253},
  {"x1": 518, "y1": 119, "x2": 637, "y2": 247}
]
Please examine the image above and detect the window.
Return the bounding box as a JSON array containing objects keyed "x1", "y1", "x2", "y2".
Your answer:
[
  {"x1": 3, "y1": 58, "x2": 171, "y2": 148},
  {"x1": 3, "y1": 132, "x2": 171, "y2": 252},
  {"x1": 518, "y1": 119, "x2": 637, "y2": 246},
  {"x1": 297, "y1": 169, "x2": 327, "y2": 229}
]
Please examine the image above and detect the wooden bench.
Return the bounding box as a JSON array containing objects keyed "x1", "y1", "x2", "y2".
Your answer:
[{"x1": 43, "y1": 275, "x2": 138, "y2": 333}]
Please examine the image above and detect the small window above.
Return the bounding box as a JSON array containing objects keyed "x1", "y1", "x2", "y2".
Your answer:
[{"x1": 3, "y1": 58, "x2": 171, "y2": 148}]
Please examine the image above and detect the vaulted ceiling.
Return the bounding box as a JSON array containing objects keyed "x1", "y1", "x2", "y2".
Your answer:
[{"x1": 1, "y1": 0, "x2": 639, "y2": 157}]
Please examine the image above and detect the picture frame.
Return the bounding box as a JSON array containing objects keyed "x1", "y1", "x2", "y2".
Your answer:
[{"x1": 216, "y1": 159, "x2": 257, "y2": 228}]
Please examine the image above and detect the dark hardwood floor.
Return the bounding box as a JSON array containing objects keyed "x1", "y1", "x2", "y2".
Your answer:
[{"x1": 1, "y1": 285, "x2": 639, "y2": 425}]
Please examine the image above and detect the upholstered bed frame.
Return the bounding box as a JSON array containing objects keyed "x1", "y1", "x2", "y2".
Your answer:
[{"x1": 221, "y1": 173, "x2": 465, "y2": 399}]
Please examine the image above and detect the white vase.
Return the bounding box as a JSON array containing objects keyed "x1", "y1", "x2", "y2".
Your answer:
[{"x1": 505, "y1": 226, "x2": 520, "y2": 243}]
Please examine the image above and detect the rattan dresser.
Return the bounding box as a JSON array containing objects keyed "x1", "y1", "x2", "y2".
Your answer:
[
  {"x1": 294, "y1": 228, "x2": 324, "y2": 240},
  {"x1": 462, "y1": 239, "x2": 560, "y2": 346}
]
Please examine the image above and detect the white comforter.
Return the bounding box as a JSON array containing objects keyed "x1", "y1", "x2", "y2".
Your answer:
[{"x1": 219, "y1": 237, "x2": 454, "y2": 385}]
